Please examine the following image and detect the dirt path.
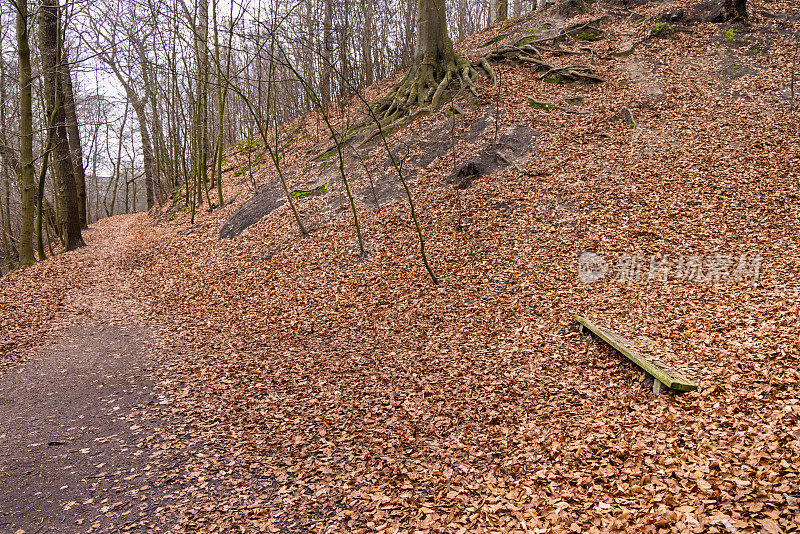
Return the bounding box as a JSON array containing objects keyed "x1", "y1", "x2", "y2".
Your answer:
[{"x1": 0, "y1": 216, "x2": 181, "y2": 533}]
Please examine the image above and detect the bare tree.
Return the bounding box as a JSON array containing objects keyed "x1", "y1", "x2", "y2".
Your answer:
[
  {"x1": 39, "y1": 0, "x2": 82, "y2": 250},
  {"x1": 365, "y1": 0, "x2": 489, "y2": 127},
  {"x1": 0, "y1": 8, "x2": 17, "y2": 270},
  {"x1": 86, "y1": 4, "x2": 158, "y2": 210},
  {"x1": 0, "y1": 0, "x2": 506, "y2": 272},
  {"x1": 61, "y1": 49, "x2": 88, "y2": 227},
  {"x1": 9, "y1": 0, "x2": 36, "y2": 264},
  {"x1": 321, "y1": 0, "x2": 333, "y2": 105}
]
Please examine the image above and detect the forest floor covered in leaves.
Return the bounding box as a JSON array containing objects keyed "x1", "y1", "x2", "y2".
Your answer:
[{"x1": 2, "y1": 0, "x2": 800, "y2": 532}]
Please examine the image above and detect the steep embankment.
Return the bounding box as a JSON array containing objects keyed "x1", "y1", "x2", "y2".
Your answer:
[{"x1": 2, "y1": 0, "x2": 799, "y2": 532}]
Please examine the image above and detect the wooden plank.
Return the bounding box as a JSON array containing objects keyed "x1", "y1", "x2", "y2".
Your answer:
[{"x1": 575, "y1": 315, "x2": 698, "y2": 392}]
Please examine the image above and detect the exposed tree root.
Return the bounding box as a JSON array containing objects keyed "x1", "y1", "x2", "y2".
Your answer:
[
  {"x1": 313, "y1": 35, "x2": 604, "y2": 161},
  {"x1": 485, "y1": 44, "x2": 606, "y2": 84},
  {"x1": 312, "y1": 13, "x2": 609, "y2": 160},
  {"x1": 527, "y1": 97, "x2": 589, "y2": 114},
  {"x1": 313, "y1": 54, "x2": 497, "y2": 160},
  {"x1": 476, "y1": 57, "x2": 497, "y2": 84},
  {"x1": 516, "y1": 16, "x2": 610, "y2": 47},
  {"x1": 368, "y1": 52, "x2": 483, "y2": 128}
]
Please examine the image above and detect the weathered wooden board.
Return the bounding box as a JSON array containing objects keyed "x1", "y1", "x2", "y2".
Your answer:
[{"x1": 575, "y1": 315, "x2": 698, "y2": 393}]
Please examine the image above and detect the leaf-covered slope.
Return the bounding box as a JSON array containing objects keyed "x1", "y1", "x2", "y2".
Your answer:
[{"x1": 2, "y1": 0, "x2": 799, "y2": 532}]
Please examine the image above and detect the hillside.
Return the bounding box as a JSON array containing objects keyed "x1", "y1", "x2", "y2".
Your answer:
[{"x1": 1, "y1": 0, "x2": 799, "y2": 532}]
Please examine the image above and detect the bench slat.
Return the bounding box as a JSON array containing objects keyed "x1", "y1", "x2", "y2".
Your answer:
[{"x1": 575, "y1": 315, "x2": 698, "y2": 392}]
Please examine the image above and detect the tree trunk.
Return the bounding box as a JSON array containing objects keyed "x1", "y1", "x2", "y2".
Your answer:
[
  {"x1": 99, "y1": 43, "x2": 156, "y2": 211},
  {"x1": 187, "y1": 0, "x2": 210, "y2": 219},
  {"x1": 489, "y1": 0, "x2": 508, "y2": 25},
  {"x1": 338, "y1": 0, "x2": 351, "y2": 101},
  {"x1": 131, "y1": 30, "x2": 164, "y2": 207},
  {"x1": 415, "y1": 0, "x2": 450, "y2": 64},
  {"x1": 16, "y1": 0, "x2": 36, "y2": 264},
  {"x1": 406, "y1": 0, "x2": 476, "y2": 107},
  {"x1": 148, "y1": 64, "x2": 166, "y2": 206},
  {"x1": 137, "y1": 104, "x2": 157, "y2": 210},
  {"x1": 39, "y1": 0, "x2": 83, "y2": 250},
  {"x1": 61, "y1": 51, "x2": 88, "y2": 228},
  {"x1": 361, "y1": 0, "x2": 375, "y2": 87},
  {"x1": 725, "y1": 0, "x2": 747, "y2": 19},
  {"x1": 321, "y1": 0, "x2": 333, "y2": 105},
  {"x1": 0, "y1": 171, "x2": 11, "y2": 272},
  {"x1": 212, "y1": 0, "x2": 229, "y2": 208},
  {"x1": 363, "y1": 0, "x2": 487, "y2": 126}
]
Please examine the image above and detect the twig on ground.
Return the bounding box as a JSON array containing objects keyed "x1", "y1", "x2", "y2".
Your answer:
[{"x1": 495, "y1": 150, "x2": 521, "y2": 171}]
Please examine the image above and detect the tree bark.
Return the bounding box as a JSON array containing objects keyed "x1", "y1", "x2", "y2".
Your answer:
[
  {"x1": 16, "y1": 0, "x2": 36, "y2": 264},
  {"x1": 321, "y1": 0, "x2": 334, "y2": 106},
  {"x1": 414, "y1": 0, "x2": 450, "y2": 63},
  {"x1": 361, "y1": 0, "x2": 375, "y2": 87},
  {"x1": 39, "y1": 0, "x2": 83, "y2": 250},
  {"x1": 726, "y1": 0, "x2": 747, "y2": 19},
  {"x1": 489, "y1": 0, "x2": 508, "y2": 25},
  {"x1": 61, "y1": 51, "x2": 88, "y2": 227}
]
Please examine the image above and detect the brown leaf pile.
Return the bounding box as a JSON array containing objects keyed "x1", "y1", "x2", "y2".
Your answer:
[{"x1": 2, "y1": 1, "x2": 799, "y2": 532}]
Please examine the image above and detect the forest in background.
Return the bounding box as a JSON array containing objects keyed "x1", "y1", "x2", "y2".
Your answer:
[
  {"x1": 0, "y1": 0, "x2": 798, "y2": 531},
  {"x1": 0, "y1": 0, "x2": 546, "y2": 274}
]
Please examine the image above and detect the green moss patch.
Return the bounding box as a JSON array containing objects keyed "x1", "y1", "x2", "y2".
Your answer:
[
  {"x1": 543, "y1": 73, "x2": 566, "y2": 85},
  {"x1": 573, "y1": 31, "x2": 606, "y2": 41},
  {"x1": 291, "y1": 180, "x2": 329, "y2": 198},
  {"x1": 651, "y1": 22, "x2": 671, "y2": 37},
  {"x1": 480, "y1": 34, "x2": 507, "y2": 48},
  {"x1": 235, "y1": 138, "x2": 264, "y2": 154}
]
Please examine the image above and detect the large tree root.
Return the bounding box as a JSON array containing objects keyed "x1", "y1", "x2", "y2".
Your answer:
[
  {"x1": 527, "y1": 97, "x2": 589, "y2": 114},
  {"x1": 369, "y1": 53, "x2": 483, "y2": 127},
  {"x1": 313, "y1": 54, "x2": 497, "y2": 160},
  {"x1": 511, "y1": 16, "x2": 610, "y2": 48},
  {"x1": 485, "y1": 44, "x2": 606, "y2": 84}
]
